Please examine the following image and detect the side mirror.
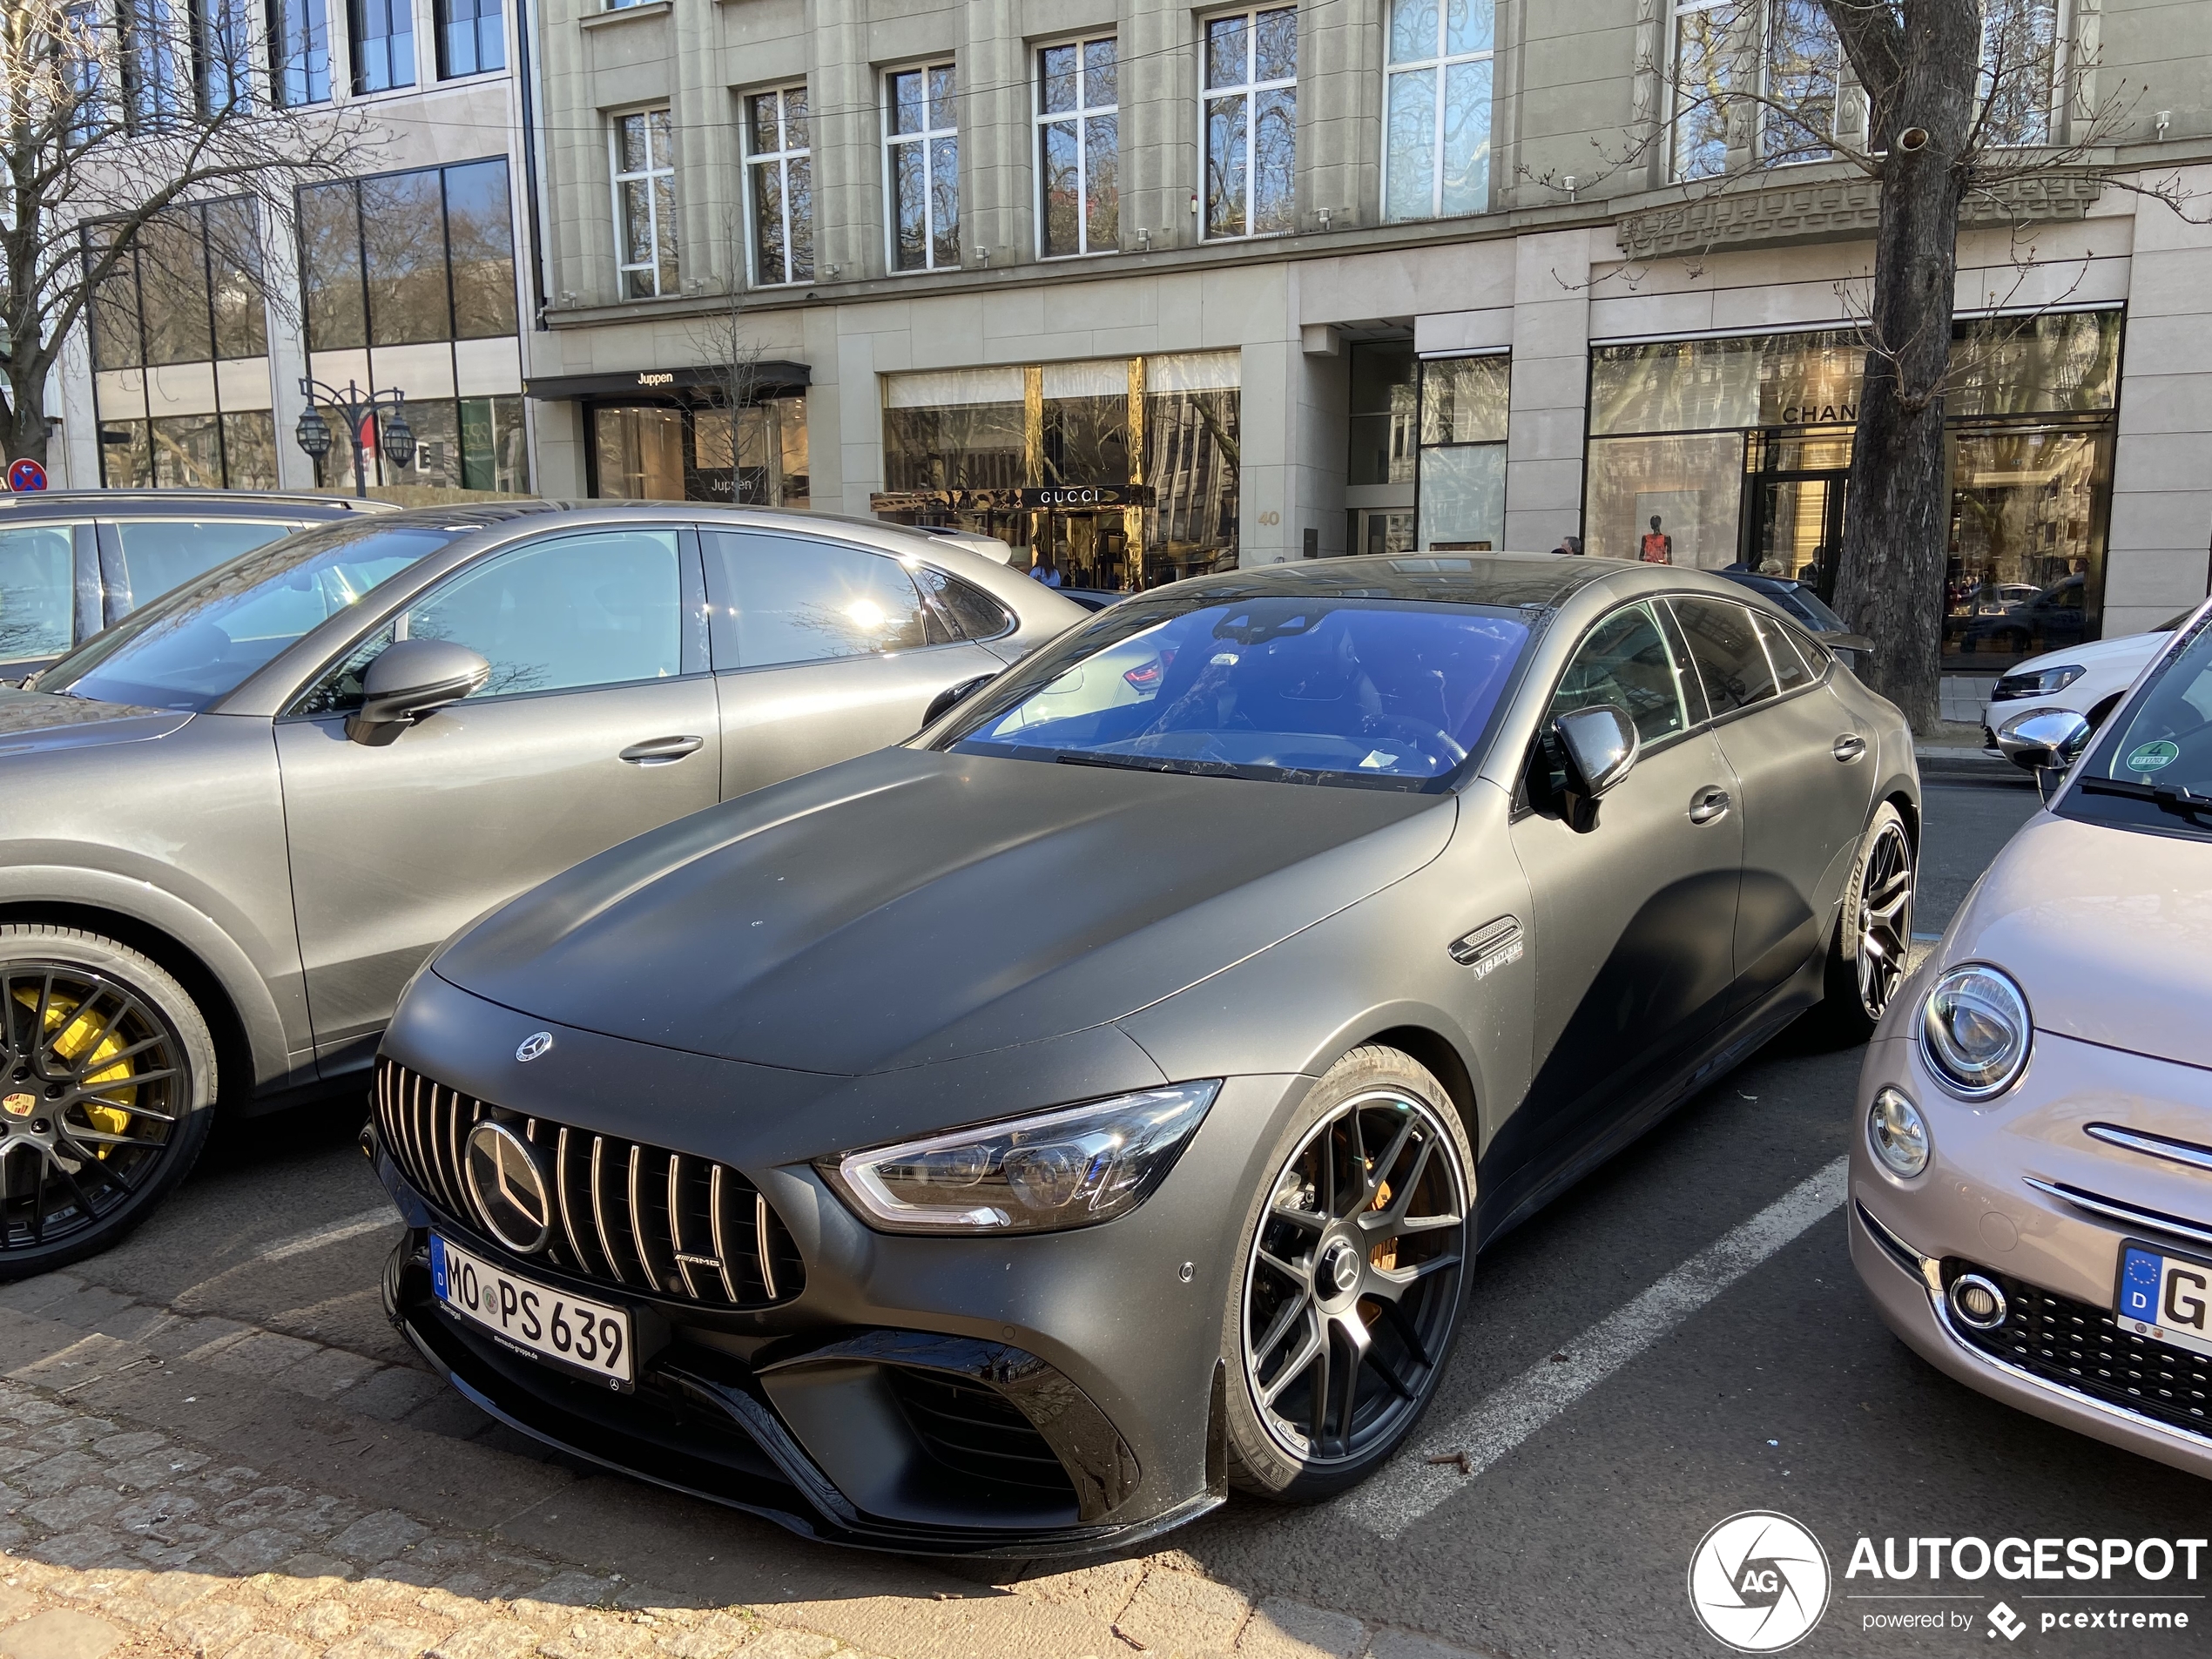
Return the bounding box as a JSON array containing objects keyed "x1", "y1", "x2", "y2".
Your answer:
[
  {"x1": 1549, "y1": 705, "x2": 1639, "y2": 830},
  {"x1": 1995, "y1": 706, "x2": 2093, "y2": 798},
  {"x1": 922, "y1": 672, "x2": 997, "y2": 729},
  {"x1": 347, "y1": 638, "x2": 490, "y2": 746},
  {"x1": 1825, "y1": 633, "x2": 1875, "y2": 656}
]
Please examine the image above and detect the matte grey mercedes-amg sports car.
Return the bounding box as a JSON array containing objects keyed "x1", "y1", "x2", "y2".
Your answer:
[{"x1": 371, "y1": 552, "x2": 1919, "y2": 1554}]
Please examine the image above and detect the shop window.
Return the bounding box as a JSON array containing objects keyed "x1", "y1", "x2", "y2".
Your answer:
[
  {"x1": 349, "y1": 0, "x2": 414, "y2": 92},
  {"x1": 883, "y1": 368, "x2": 1027, "y2": 492},
  {"x1": 1416, "y1": 354, "x2": 1507, "y2": 551},
  {"x1": 747, "y1": 86, "x2": 813, "y2": 287},
  {"x1": 435, "y1": 0, "x2": 502, "y2": 78},
  {"x1": 1347, "y1": 341, "x2": 1417, "y2": 487},
  {"x1": 1204, "y1": 8, "x2": 1296, "y2": 239},
  {"x1": 1038, "y1": 36, "x2": 1117, "y2": 258},
  {"x1": 590, "y1": 398, "x2": 803, "y2": 506},
  {"x1": 313, "y1": 395, "x2": 529, "y2": 494},
  {"x1": 267, "y1": 0, "x2": 330, "y2": 105},
  {"x1": 887, "y1": 64, "x2": 959, "y2": 272},
  {"x1": 300, "y1": 159, "x2": 518, "y2": 349},
  {"x1": 593, "y1": 407, "x2": 685, "y2": 501},
  {"x1": 613, "y1": 109, "x2": 679, "y2": 298},
  {"x1": 1384, "y1": 0, "x2": 1492, "y2": 222}
]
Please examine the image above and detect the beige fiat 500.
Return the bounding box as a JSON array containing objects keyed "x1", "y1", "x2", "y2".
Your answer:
[{"x1": 1851, "y1": 597, "x2": 2212, "y2": 1478}]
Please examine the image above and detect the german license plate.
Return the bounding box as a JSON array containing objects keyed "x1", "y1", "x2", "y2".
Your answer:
[
  {"x1": 2116, "y1": 1240, "x2": 2212, "y2": 1360},
  {"x1": 431, "y1": 1234, "x2": 633, "y2": 1390}
]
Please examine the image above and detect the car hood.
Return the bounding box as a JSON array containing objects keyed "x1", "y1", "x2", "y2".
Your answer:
[
  {"x1": 1947, "y1": 810, "x2": 2212, "y2": 1069},
  {"x1": 2013, "y1": 631, "x2": 2168, "y2": 679},
  {"x1": 0, "y1": 689, "x2": 191, "y2": 757},
  {"x1": 434, "y1": 746, "x2": 1456, "y2": 1075}
]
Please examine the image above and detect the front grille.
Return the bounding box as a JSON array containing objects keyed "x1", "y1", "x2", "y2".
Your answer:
[
  {"x1": 1946, "y1": 1261, "x2": 2212, "y2": 1440},
  {"x1": 883, "y1": 1366, "x2": 1079, "y2": 1501},
  {"x1": 376, "y1": 1058, "x2": 804, "y2": 1309}
]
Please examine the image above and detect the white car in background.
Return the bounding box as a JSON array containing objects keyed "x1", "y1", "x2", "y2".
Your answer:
[{"x1": 1981, "y1": 619, "x2": 2185, "y2": 752}]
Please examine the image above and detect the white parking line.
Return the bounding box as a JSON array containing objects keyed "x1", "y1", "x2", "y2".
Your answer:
[
  {"x1": 253, "y1": 1206, "x2": 401, "y2": 1262},
  {"x1": 1345, "y1": 1155, "x2": 1850, "y2": 1539}
]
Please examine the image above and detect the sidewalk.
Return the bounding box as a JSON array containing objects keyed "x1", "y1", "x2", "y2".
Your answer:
[{"x1": 0, "y1": 1273, "x2": 1494, "y2": 1659}]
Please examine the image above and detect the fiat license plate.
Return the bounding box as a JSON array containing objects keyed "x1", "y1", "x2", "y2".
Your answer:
[
  {"x1": 431, "y1": 1234, "x2": 633, "y2": 1389},
  {"x1": 2116, "y1": 1240, "x2": 2212, "y2": 1361}
]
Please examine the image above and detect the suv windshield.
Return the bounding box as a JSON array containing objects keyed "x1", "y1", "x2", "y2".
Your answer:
[
  {"x1": 941, "y1": 595, "x2": 1532, "y2": 787},
  {"x1": 38, "y1": 522, "x2": 459, "y2": 711},
  {"x1": 2058, "y1": 611, "x2": 2212, "y2": 842}
]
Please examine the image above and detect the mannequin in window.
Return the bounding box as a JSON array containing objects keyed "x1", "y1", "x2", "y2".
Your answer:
[{"x1": 1639, "y1": 515, "x2": 1673, "y2": 565}]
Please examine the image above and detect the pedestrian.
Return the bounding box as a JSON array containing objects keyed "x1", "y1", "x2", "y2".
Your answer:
[{"x1": 1552, "y1": 534, "x2": 1584, "y2": 556}]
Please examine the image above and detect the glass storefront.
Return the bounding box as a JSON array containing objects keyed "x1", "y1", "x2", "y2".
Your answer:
[
  {"x1": 877, "y1": 352, "x2": 1238, "y2": 589},
  {"x1": 1584, "y1": 311, "x2": 2120, "y2": 671},
  {"x1": 588, "y1": 395, "x2": 809, "y2": 506},
  {"x1": 1344, "y1": 341, "x2": 1507, "y2": 556}
]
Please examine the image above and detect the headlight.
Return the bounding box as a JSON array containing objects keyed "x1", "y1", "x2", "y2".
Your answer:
[
  {"x1": 1867, "y1": 1087, "x2": 1930, "y2": 1177},
  {"x1": 1993, "y1": 664, "x2": 2085, "y2": 700},
  {"x1": 819, "y1": 1082, "x2": 1220, "y2": 1234},
  {"x1": 1920, "y1": 964, "x2": 2032, "y2": 1099}
]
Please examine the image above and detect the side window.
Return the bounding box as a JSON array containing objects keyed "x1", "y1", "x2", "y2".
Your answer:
[
  {"x1": 911, "y1": 565, "x2": 1013, "y2": 641},
  {"x1": 704, "y1": 532, "x2": 933, "y2": 669},
  {"x1": 1753, "y1": 610, "x2": 1814, "y2": 691},
  {"x1": 113, "y1": 519, "x2": 294, "y2": 610},
  {"x1": 290, "y1": 626, "x2": 395, "y2": 717},
  {"x1": 0, "y1": 526, "x2": 79, "y2": 663},
  {"x1": 405, "y1": 530, "x2": 683, "y2": 698},
  {"x1": 1548, "y1": 603, "x2": 1690, "y2": 747},
  {"x1": 1671, "y1": 597, "x2": 1778, "y2": 715}
]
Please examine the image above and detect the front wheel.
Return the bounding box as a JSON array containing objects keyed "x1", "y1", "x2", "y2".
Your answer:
[
  {"x1": 1224, "y1": 1046, "x2": 1474, "y2": 1501},
  {"x1": 1817, "y1": 803, "x2": 1915, "y2": 1044},
  {"x1": 0, "y1": 927, "x2": 217, "y2": 1278}
]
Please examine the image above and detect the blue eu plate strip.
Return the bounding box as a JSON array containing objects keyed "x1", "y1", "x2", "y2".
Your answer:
[
  {"x1": 430, "y1": 1234, "x2": 449, "y2": 1301},
  {"x1": 2121, "y1": 1245, "x2": 2162, "y2": 1323}
]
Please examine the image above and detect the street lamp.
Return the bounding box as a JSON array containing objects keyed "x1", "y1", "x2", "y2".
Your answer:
[{"x1": 294, "y1": 378, "x2": 413, "y2": 498}]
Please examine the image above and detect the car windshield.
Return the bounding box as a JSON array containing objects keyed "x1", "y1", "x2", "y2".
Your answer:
[
  {"x1": 941, "y1": 595, "x2": 1532, "y2": 787},
  {"x1": 2059, "y1": 612, "x2": 2212, "y2": 842},
  {"x1": 37, "y1": 522, "x2": 459, "y2": 712}
]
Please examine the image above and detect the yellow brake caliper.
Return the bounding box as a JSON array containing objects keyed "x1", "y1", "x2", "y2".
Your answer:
[{"x1": 9, "y1": 989, "x2": 134, "y2": 1156}]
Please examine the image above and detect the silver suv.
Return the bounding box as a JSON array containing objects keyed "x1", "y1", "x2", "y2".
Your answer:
[{"x1": 0, "y1": 502, "x2": 1080, "y2": 1271}]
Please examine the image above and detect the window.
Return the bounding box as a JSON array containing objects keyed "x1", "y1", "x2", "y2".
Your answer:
[
  {"x1": 435, "y1": 0, "x2": 502, "y2": 78},
  {"x1": 349, "y1": 0, "x2": 414, "y2": 91},
  {"x1": 0, "y1": 528, "x2": 79, "y2": 665},
  {"x1": 266, "y1": 0, "x2": 329, "y2": 105},
  {"x1": 705, "y1": 534, "x2": 934, "y2": 669},
  {"x1": 1204, "y1": 8, "x2": 1295, "y2": 239},
  {"x1": 1752, "y1": 610, "x2": 1815, "y2": 691},
  {"x1": 1038, "y1": 37, "x2": 1116, "y2": 258},
  {"x1": 1417, "y1": 354, "x2": 1508, "y2": 550},
  {"x1": 407, "y1": 532, "x2": 684, "y2": 698},
  {"x1": 120, "y1": 0, "x2": 188, "y2": 131},
  {"x1": 1384, "y1": 0, "x2": 1493, "y2": 222},
  {"x1": 1763, "y1": 0, "x2": 1839, "y2": 165},
  {"x1": 887, "y1": 64, "x2": 958, "y2": 272},
  {"x1": 1981, "y1": 0, "x2": 2060, "y2": 146},
  {"x1": 194, "y1": 0, "x2": 253, "y2": 112},
  {"x1": 326, "y1": 395, "x2": 528, "y2": 493},
  {"x1": 747, "y1": 86, "x2": 813, "y2": 286},
  {"x1": 63, "y1": 4, "x2": 104, "y2": 140},
  {"x1": 300, "y1": 160, "x2": 518, "y2": 350},
  {"x1": 1549, "y1": 604, "x2": 1691, "y2": 748},
  {"x1": 910, "y1": 566, "x2": 1012, "y2": 641},
  {"x1": 1670, "y1": 1, "x2": 1735, "y2": 180},
  {"x1": 113, "y1": 520, "x2": 295, "y2": 609},
  {"x1": 1671, "y1": 597, "x2": 1778, "y2": 714},
  {"x1": 614, "y1": 109, "x2": 678, "y2": 298}
]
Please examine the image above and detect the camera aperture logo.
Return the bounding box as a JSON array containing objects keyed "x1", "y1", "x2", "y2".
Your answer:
[{"x1": 1689, "y1": 1511, "x2": 1832, "y2": 1652}]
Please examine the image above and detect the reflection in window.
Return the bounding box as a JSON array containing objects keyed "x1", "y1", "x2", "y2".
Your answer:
[
  {"x1": 1385, "y1": 0, "x2": 1493, "y2": 222},
  {"x1": 1763, "y1": 0, "x2": 1840, "y2": 165},
  {"x1": 1348, "y1": 341, "x2": 1417, "y2": 487},
  {"x1": 267, "y1": 0, "x2": 330, "y2": 105},
  {"x1": 98, "y1": 412, "x2": 280, "y2": 491},
  {"x1": 435, "y1": 0, "x2": 502, "y2": 78},
  {"x1": 1671, "y1": 0, "x2": 1734, "y2": 180},
  {"x1": 197, "y1": 0, "x2": 253, "y2": 112},
  {"x1": 1585, "y1": 431, "x2": 1744, "y2": 568},
  {"x1": 887, "y1": 64, "x2": 958, "y2": 272},
  {"x1": 312, "y1": 396, "x2": 529, "y2": 494},
  {"x1": 114, "y1": 520, "x2": 296, "y2": 607},
  {"x1": 883, "y1": 368, "x2": 1026, "y2": 492},
  {"x1": 1204, "y1": 8, "x2": 1296, "y2": 239},
  {"x1": 85, "y1": 199, "x2": 266, "y2": 369},
  {"x1": 1550, "y1": 604, "x2": 1690, "y2": 747},
  {"x1": 1038, "y1": 37, "x2": 1117, "y2": 258},
  {"x1": 300, "y1": 161, "x2": 518, "y2": 349},
  {"x1": 0, "y1": 529, "x2": 78, "y2": 665},
  {"x1": 705, "y1": 535, "x2": 933, "y2": 669},
  {"x1": 361, "y1": 170, "x2": 447, "y2": 345},
  {"x1": 1945, "y1": 425, "x2": 2111, "y2": 671},
  {"x1": 349, "y1": 0, "x2": 414, "y2": 92},
  {"x1": 1417, "y1": 354, "x2": 1507, "y2": 551},
  {"x1": 120, "y1": 0, "x2": 188, "y2": 130},
  {"x1": 747, "y1": 86, "x2": 813, "y2": 286},
  {"x1": 614, "y1": 109, "x2": 678, "y2": 298},
  {"x1": 1980, "y1": 0, "x2": 2059, "y2": 146},
  {"x1": 593, "y1": 407, "x2": 686, "y2": 501}
]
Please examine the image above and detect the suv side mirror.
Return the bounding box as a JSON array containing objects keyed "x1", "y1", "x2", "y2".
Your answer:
[
  {"x1": 1549, "y1": 705, "x2": 1639, "y2": 831},
  {"x1": 1995, "y1": 706, "x2": 2093, "y2": 799},
  {"x1": 347, "y1": 638, "x2": 490, "y2": 746},
  {"x1": 922, "y1": 672, "x2": 997, "y2": 729}
]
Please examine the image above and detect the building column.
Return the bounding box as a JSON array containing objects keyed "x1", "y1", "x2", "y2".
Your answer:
[{"x1": 1502, "y1": 228, "x2": 1592, "y2": 552}]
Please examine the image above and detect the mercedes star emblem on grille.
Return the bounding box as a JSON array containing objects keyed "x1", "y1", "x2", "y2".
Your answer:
[
  {"x1": 516, "y1": 1031, "x2": 554, "y2": 1062},
  {"x1": 463, "y1": 1121, "x2": 555, "y2": 1253}
]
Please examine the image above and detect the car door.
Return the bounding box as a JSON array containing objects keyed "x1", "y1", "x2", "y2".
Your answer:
[
  {"x1": 1670, "y1": 595, "x2": 1870, "y2": 1013},
  {"x1": 98, "y1": 517, "x2": 301, "y2": 623},
  {"x1": 0, "y1": 520, "x2": 93, "y2": 675},
  {"x1": 1499, "y1": 599, "x2": 1744, "y2": 1192},
  {"x1": 275, "y1": 525, "x2": 721, "y2": 1062},
  {"x1": 703, "y1": 529, "x2": 1008, "y2": 799}
]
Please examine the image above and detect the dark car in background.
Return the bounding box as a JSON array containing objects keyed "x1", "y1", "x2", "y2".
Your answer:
[
  {"x1": 1717, "y1": 568, "x2": 1873, "y2": 672},
  {"x1": 0, "y1": 490, "x2": 393, "y2": 679}
]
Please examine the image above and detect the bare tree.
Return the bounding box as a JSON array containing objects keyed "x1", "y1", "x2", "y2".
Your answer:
[
  {"x1": 686, "y1": 210, "x2": 765, "y2": 507},
  {"x1": 0, "y1": 0, "x2": 369, "y2": 470}
]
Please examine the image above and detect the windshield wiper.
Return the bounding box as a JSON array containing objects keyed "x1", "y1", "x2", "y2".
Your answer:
[
  {"x1": 1053, "y1": 751, "x2": 1244, "y2": 779},
  {"x1": 2077, "y1": 776, "x2": 2212, "y2": 824}
]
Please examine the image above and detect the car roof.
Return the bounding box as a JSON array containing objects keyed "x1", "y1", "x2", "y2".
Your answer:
[
  {"x1": 1141, "y1": 552, "x2": 1626, "y2": 610},
  {"x1": 0, "y1": 489, "x2": 396, "y2": 519}
]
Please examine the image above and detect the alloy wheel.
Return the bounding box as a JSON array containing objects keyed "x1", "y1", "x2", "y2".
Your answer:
[
  {"x1": 1856, "y1": 820, "x2": 1915, "y2": 1021},
  {"x1": 1240, "y1": 1089, "x2": 1468, "y2": 1467},
  {"x1": 0, "y1": 964, "x2": 185, "y2": 1251}
]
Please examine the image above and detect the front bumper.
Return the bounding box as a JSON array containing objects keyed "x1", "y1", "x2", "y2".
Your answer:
[{"x1": 1849, "y1": 1028, "x2": 2212, "y2": 1480}]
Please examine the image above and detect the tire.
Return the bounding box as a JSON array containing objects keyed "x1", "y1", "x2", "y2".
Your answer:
[
  {"x1": 1816, "y1": 802, "x2": 1915, "y2": 1045},
  {"x1": 1224, "y1": 1045, "x2": 1474, "y2": 1501},
  {"x1": 0, "y1": 927, "x2": 217, "y2": 1278}
]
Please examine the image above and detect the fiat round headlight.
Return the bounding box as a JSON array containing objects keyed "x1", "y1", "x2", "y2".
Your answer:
[
  {"x1": 1867, "y1": 1087, "x2": 1930, "y2": 1177},
  {"x1": 1920, "y1": 963, "x2": 2032, "y2": 1100},
  {"x1": 819, "y1": 1082, "x2": 1219, "y2": 1234}
]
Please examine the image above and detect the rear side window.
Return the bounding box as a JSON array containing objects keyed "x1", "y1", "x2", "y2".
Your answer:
[
  {"x1": 705, "y1": 532, "x2": 935, "y2": 669},
  {"x1": 1753, "y1": 611, "x2": 1815, "y2": 691},
  {"x1": 113, "y1": 519, "x2": 294, "y2": 610},
  {"x1": 1549, "y1": 603, "x2": 1690, "y2": 747},
  {"x1": 911, "y1": 565, "x2": 1013, "y2": 641},
  {"x1": 0, "y1": 526, "x2": 78, "y2": 663},
  {"x1": 1671, "y1": 597, "x2": 1777, "y2": 715}
]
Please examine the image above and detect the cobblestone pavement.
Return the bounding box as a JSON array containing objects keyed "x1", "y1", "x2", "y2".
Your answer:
[{"x1": 0, "y1": 1271, "x2": 1494, "y2": 1659}]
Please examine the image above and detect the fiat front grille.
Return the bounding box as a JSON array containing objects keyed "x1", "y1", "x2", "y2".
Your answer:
[{"x1": 375, "y1": 1058, "x2": 804, "y2": 1308}]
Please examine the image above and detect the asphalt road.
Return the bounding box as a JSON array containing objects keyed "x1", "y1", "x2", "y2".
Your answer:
[{"x1": 49, "y1": 775, "x2": 2212, "y2": 1658}]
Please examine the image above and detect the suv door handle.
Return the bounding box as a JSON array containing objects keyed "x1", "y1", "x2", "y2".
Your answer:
[
  {"x1": 619, "y1": 735, "x2": 705, "y2": 765},
  {"x1": 1832, "y1": 733, "x2": 1867, "y2": 763},
  {"x1": 1688, "y1": 786, "x2": 1731, "y2": 825}
]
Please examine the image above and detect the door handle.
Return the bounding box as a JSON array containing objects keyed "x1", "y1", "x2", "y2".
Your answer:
[
  {"x1": 619, "y1": 735, "x2": 705, "y2": 765},
  {"x1": 1688, "y1": 786, "x2": 1731, "y2": 826},
  {"x1": 1832, "y1": 733, "x2": 1868, "y2": 763}
]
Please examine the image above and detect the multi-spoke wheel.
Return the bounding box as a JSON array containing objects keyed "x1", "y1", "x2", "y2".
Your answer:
[
  {"x1": 0, "y1": 927, "x2": 215, "y2": 1277},
  {"x1": 1224, "y1": 1046, "x2": 1472, "y2": 1499},
  {"x1": 1819, "y1": 802, "x2": 1917, "y2": 1043}
]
